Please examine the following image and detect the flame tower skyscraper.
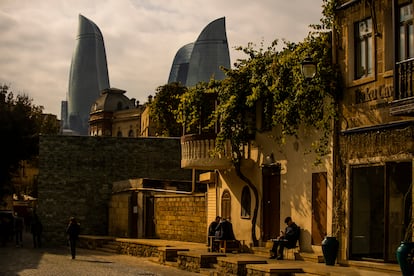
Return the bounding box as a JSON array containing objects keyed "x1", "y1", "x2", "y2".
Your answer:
[
  {"x1": 64, "y1": 14, "x2": 110, "y2": 135},
  {"x1": 168, "y1": 17, "x2": 230, "y2": 87}
]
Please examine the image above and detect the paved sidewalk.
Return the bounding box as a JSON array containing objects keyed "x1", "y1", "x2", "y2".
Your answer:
[
  {"x1": 0, "y1": 233, "x2": 199, "y2": 276},
  {"x1": 1, "y1": 232, "x2": 403, "y2": 276}
]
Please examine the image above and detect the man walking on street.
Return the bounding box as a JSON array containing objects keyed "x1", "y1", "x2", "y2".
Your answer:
[
  {"x1": 30, "y1": 210, "x2": 43, "y2": 248},
  {"x1": 14, "y1": 213, "x2": 24, "y2": 247},
  {"x1": 66, "y1": 217, "x2": 80, "y2": 259}
]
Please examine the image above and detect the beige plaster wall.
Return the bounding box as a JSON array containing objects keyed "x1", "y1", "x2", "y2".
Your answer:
[{"x1": 215, "y1": 126, "x2": 333, "y2": 253}]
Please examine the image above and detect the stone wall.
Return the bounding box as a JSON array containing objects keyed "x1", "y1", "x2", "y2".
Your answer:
[
  {"x1": 38, "y1": 135, "x2": 192, "y2": 245},
  {"x1": 108, "y1": 193, "x2": 130, "y2": 237},
  {"x1": 155, "y1": 194, "x2": 206, "y2": 243}
]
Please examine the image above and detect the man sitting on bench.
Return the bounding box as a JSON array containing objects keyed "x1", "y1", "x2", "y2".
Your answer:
[
  {"x1": 270, "y1": 216, "x2": 299, "y2": 260},
  {"x1": 214, "y1": 217, "x2": 239, "y2": 253},
  {"x1": 215, "y1": 217, "x2": 235, "y2": 240}
]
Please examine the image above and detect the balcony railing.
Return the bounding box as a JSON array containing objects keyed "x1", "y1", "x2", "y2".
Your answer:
[
  {"x1": 391, "y1": 58, "x2": 414, "y2": 115},
  {"x1": 180, "y1": 133, "x2": 233, "y2": 169}
]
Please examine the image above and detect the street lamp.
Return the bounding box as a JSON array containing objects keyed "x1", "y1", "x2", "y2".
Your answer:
[
  {"x1": 261, "y1": 153, "x2": 280, "y2": 175},
  {"x1": 301, "y1": 57, "x2": 316, "y2": 80}
]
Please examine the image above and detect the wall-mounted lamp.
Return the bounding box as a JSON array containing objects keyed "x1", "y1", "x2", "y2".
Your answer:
[
  {"x1": 262, "y1": 153, "x2": 280, "y2": 175},
  {"x1": 263, "y1": 153, "x2": 276, "y2": 166},
  {"x1": 301, "y1": 57, "x2": 316, "y2": 80}
]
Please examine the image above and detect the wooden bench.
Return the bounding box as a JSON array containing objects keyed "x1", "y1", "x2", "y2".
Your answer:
[
  {"x1": 219, "y1": 239, "x2": 242, "y2": 253},
  {"x1": 209, "y1": 237, "x2": 245, "y2": 253}
]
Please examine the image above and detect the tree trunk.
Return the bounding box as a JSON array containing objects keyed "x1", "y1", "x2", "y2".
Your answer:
[{"x1": 233, "y1": 148, "x2": 259, "y2": 246}]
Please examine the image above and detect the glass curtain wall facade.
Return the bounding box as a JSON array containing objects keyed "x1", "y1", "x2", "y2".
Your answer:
[
  {"x1": 168, "y1": 17, "x2": 230, "y2": 87},
  {"x1": 66, "y1": 14, "x2": 110, "y2": 135}
]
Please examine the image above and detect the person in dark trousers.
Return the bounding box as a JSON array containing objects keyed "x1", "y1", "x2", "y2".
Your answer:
[
  {"x1": 0, "y1": 216, "x2": 8, "y2": 246},
  {"x1": 270, "y1": 216, "x2": 300, "y2": 260},
  {"x1": 14, "y1": 213, "x2": 24, "y2": 247},
  {"x1": 215, "y1": 217, "x2": 236, "y2": 240},
  {"x1": 66, "y1": 217, "x2": 80, "y2": 259},
  {"x1": 208, "y1": 216, "x2": 220, "y2": 251},
  {"x1": 30, "y1": 211, "x2": 43, "y2": 248}
]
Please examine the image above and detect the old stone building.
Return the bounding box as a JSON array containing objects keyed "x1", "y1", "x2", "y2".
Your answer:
[
  {"x1": 89, "y1": 87, "x2": 143, "y2": 137},
  {"x1": 334, "y1": 0, "x2": 414, "y2": 263}
]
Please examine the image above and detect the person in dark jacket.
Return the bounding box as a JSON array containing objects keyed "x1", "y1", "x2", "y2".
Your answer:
[
  {"x1": 14, "y1": 213, "x2": 24, "y2": 247},
  {"x1": 208, "y1": 216, "x2": 221, "y2": 237},
  {"x1": 215, "y1": 217, "x2": 235, "y2": 240},
  {"x1": 270, "y1": 216, "x2": 300, "y2": 260},
  {"x1": 208, "y1": 216, "x2": 221, "y2": 251},
  {"x1": 31, "y1": 211, "x2": 43, "y2": 248},
  {"x1": 66, "y1": 217, "x2": 80, "y2": 259}
]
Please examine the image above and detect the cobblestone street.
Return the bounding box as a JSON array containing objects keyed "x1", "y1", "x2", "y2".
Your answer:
[{"x1": 0, "y1": 233, "x2": 199, "y2": 276}]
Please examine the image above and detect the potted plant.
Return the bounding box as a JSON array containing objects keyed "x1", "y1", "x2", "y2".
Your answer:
[
  {"x1": 321, "y1": 179, "x2": 345, "y2": 266},
  {"x1": 321, "y1": 235, "x2": 339, "y2": 266},
  {"x1": 321, "y1": 202, "x2": 341, "y2": 266},
  {"x1": 396, "y1": 219, "x2": 414, "y2": 276},
  {"x1": 396, "y1": 186, "x2": 414, "y2": 276}
]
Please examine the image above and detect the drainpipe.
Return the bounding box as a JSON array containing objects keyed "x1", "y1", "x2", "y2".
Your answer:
[
  {"x1": 192, "y1": 168, "x2": 196, "y2": 194},
  {"x1": 215, "y1": 169, "x2": 220, "y2": 216}
]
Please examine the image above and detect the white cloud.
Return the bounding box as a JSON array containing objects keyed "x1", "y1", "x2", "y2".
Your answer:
[{"x1": 0, "y1": 0, "x2": 323, "y2": 118}]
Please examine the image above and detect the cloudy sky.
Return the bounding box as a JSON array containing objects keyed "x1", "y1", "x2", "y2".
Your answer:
[{"x1": 0, "y1": 0, "x2": 323, "y2": 118}]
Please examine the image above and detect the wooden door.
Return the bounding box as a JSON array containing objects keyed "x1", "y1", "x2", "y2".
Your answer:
[
  {"x1": 312, "y1": 172, "x2": 327, "y2": 245},
  {"x1": 262, "y1": 165, "x2": 281, "y2": 241}
]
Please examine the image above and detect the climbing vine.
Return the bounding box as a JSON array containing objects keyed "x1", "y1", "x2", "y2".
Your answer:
[{"x1": 176, "y1": 0, "x2": 341, "y2": 245}]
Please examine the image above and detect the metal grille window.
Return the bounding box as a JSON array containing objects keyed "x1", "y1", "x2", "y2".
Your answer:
[{"x1": 355, "y1": 18, "x2": 373, "y2": 79}]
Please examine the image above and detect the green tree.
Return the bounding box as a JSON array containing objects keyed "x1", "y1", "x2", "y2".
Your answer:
[
  {"x1": 177, "y1": 80, "x2": 221, "y2": 135},
  {"x1": 150, "y1": 82, "x2": 187, "y2": 137},
  {"x1": 0, "y1": 84, "x2": 54, "y2": 203}
]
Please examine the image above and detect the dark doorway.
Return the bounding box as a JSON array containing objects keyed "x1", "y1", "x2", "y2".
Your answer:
[
  {"x1": 350, "y1": 162, "x2": 412, "y2": 262},
  {"x1": 144, "y1": 195, "x2": 156, "y2": 238},
  {"x1": 386, "y1": 162, "x2": 412, "y2": 262},
  {"x1": 312, "y1": 172, "x2": 327, "y2": 245},
  {"x1": 262, "y1": 165, "x2": 281, "y2": 241},
  {"x1": 129, "y1": 192, "x2": 138, "y2": 238}
]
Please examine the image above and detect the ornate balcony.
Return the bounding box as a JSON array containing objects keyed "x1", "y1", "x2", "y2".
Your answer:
[
  {"x1": 391, "y1": 58, "x2": 414, "y2": 116},
  {"x1": 180, "y1": 133, "x2": 233, "y2": 170}
]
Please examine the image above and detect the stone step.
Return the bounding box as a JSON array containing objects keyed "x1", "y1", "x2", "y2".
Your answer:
[
  {"x1": 199, "y1": 267, "x2": 216, "y2": 276},
  {"x1": 102, "y1": 242, "x2": 118, "y2": 250},
  {"x1": 252, "y1": 246, "x2": 324, "y2": 262},
  {"x1": 298, "y1": 252, "x2": 324, "y2": 263},
  {"x1": 251, "y1": 246, "x2": 271, "y2": 258},
  {"x1": 96, "y1": 246, "x2": 118, "y2": 254}
]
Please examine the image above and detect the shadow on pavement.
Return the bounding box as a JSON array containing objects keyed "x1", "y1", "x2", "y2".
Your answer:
[
  {"x1": 0, "y1": 231, "x2": 95, "y2": 275},
  {"x1": 0, "y1": 231, "x2": 47, "y2": 274},
  {"x1": 76, "y1": 259, "x2": 113, "y2": 264}
]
